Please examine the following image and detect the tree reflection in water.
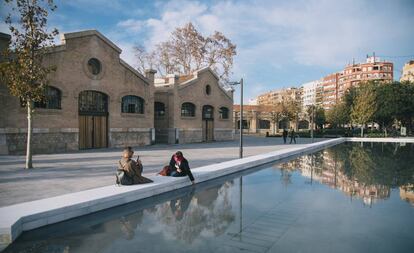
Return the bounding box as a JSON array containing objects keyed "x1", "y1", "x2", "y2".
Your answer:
[
  {"x1": 134, "y1": 181, "x2": 235, "y2": 244},
  {"x1": 277, "y1": 142, "x2": 414, "y2": 206}
]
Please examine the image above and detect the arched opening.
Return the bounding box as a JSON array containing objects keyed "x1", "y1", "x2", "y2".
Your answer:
[
  {"x1": 202, "y1": 105, "x2": 214, "y2": 142},
  {"x1": 154, "y1": 102, "x2": 165, "y2": 117},
  {"x1": 237, "y1": 120, "x2": 249, "y2": 129},
  {"x1": 298, "y1": 120, "x2": 309, "y2": 130},
  {"x1": 205, "y1": 84, "x2": 211, "y2": 95},
  {"x1": 181, "y1": 102, "x2": 196, "y2": 117},
  {"x1": 278, "y1": 118, "x2": 289, "y2": 130},
  {"x1": 34, "y1": 86, "x2": 61, "y2": 109},
  {"x1": 121, "y1": 95, "x2": 144, "y2": 114},
  {"x1": 259, "y1": 120, "x2": 270, "y2": 129},
  {"x1": 78, "y1": 90, "x2": 108, "y2": 149},
  {"x1": 219, "y1": 107, "x2": 229, "y2": 119}
]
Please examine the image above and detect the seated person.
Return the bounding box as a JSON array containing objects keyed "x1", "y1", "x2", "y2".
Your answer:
[
  {"x1": 169, "y1": 151, "x2": 195, "y2": 185},
  {"x1": 117, "y1": 147, "x2": 153, "y2": 185}
]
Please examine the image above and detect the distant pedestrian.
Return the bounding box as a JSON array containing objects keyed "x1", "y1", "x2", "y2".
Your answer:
[
  {"x1": 282, "y1": 129, "x2": 288, "y2": 144},
  {"x1": 289, "y1": 128, "x2": 296, "y2": 144}
]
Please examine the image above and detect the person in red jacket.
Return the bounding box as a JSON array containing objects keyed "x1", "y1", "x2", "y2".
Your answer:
[{"x1": 169, "y1": 151, "x2": 195, "y2": 185}]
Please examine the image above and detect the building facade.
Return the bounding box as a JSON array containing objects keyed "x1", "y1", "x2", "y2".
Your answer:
[
  {"x1": 321, "y1": 73, "x2": 340, "y2": 110},
  {"x1": 338, "y1": 56, "x2": 393, "y2": 96},
  {"x1": 0, "y1": 30, "x2": 233, "y2": 154},
  {"x1": 257, "y1": 87, "x2": 301, "y2": 106},
  {"x1": 319, "y1": 56, "x2": 393, "y2": 110},
  {"x1": 301, "y1": 80, "x2": 321, "y2": 111},
  {"x1": 233, "y1": 105, "x2": 310, "y2": 135},
  {"x1": 153, "y1": 68, "x2": 234, "y2": 144},
  {"x1": 400, "y1": 60, "x2": 414, "y2": 82}
]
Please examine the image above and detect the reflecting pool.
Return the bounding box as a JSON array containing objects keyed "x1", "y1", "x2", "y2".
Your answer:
[{"x1": 4, "y1": 142, "x2": 414, "y2": 253}]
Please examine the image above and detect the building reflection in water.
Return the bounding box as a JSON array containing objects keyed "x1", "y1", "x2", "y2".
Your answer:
[{"x1": 276, "y1": 142, "x2": 414, "y2": 207}]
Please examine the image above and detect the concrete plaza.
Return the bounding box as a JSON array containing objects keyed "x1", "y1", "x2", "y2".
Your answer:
[{"x1": 0, "y1": 136, "x2": 326, "y2": 207}]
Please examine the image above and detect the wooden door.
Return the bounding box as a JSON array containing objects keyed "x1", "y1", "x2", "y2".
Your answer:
[
  {"x1": 79, "y1": 115, "x2": 107, "y2": 149},
  {"x1": 206, "y1": 120, "x2": 214, "y2": 141},
  {"x1": 203, "y1": 120, "x2": 214, "y2": 142},
  {"x1": 93, "y1": 115, "x2": 107, "y2": 148}
]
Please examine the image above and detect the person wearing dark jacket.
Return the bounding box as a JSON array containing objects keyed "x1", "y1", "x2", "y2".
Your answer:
[
  {"x1": 169, "y1": 151, "x2": 195, "y2": 185},
  {"x1": 282, "y1": 129, "x2": 288, "y2": 144}
]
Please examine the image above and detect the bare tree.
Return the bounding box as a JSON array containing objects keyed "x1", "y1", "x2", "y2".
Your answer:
[{"x1": 134, "y1": 22, "x2": 236, "y2": 80}]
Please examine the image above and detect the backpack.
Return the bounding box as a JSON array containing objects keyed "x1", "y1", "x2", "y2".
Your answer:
[
  {"x1": 158, "y1": 165, "x2": 171, "y2": 176},
  {"x1": 116, "y1": 161, "x2": 134, "y2": 186}
]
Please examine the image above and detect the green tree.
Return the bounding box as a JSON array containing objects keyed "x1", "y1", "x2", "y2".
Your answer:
[
  {"x1": 326, "y1": 102, "x2": 349, "y2": 128},
  {"x1": 314, "y1": 106, "x2": 326, "y2": 129},
  {"x1": 351, "y1": 82, "x2": 377, "y2": 137},
  {"x1": 0, "y1": 0, "x2": 58, "y2": 168}
]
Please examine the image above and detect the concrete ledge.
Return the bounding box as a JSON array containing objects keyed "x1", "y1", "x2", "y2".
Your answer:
[
  {"x1": 346, "y1": 137, "x2": 414, "y2": 143},
  {"x1": 0, "y1": 138, "x2": 346, "y2": 249}
]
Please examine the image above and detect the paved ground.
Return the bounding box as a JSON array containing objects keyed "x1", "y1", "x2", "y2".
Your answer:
[{"x1": 0, "y1": 136, "x2": 327, "y2": 207}]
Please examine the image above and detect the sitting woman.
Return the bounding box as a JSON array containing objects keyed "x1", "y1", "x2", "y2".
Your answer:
[
  {"x1": 169, "y1": 151, "x2": 195, "y2": 185},
  {"x1": 117, "y1": 147, "x2": 153, "y2": 185}
]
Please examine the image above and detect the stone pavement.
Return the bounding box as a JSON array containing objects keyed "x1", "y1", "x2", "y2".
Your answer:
[{"x1": 0, "y1": 136, "x2": 327, "y2": 207}]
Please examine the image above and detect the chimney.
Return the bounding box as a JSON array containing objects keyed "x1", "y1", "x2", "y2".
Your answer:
[{"x1": 145, "y1": 69, "x2": 157, "y2": 85}]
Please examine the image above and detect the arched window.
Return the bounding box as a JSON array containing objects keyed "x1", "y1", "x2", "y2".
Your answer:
[
  {"x1": 219, "y1": 107, "x2": 229, "y2": 119},
  {"x1": 122, "y1": 95, "x2": 144, "y2": 114},
  {"x1": 181, "y1": 102, "x2": 195, "y2": 117},
  {"x1": 259, "y1": 120, "x2": 270, "y2": 129},
  {"x1": 205, "y1": 85, "x2": 211, "y2": 95},
  {"x1": 202, "y1": 105, "x2": 214, "y2": 119},
  {"x1": 154, "y1": 102, "x2": 165, "y2": 117},
  {"x1": 34, "y1": 86, "x2": 61, "y2": 109},
  {"x1": 79, "y1": 90, "x2": 108, "y2": 115}
]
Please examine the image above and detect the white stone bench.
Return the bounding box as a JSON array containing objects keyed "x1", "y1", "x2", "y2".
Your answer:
[{"x1": 0, "y1": 138, "x2": 346, "y2": 250}]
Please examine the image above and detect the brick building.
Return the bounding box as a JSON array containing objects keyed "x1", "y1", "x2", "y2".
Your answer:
[
  {"x1": 319, "y1": 56, "x2": 393, "y2": 110},
  {"x1": 0, "y1": 30, "x2": 233, "y2": 154},
  {"x1": 153, "y1": 68, "x2": 234, "y2": 144},
  {"x1": 321, "y1": 73, "x2": 340, "y2": 110},
  {"x1": 338, "y1": 56, "x2": 393, "y2": 97}
]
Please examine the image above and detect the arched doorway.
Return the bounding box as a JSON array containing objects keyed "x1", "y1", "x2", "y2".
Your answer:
[
  {"x1": 278, "y1": 118, "x2": 289, "y2": 130},
  {"x1": 202, "y1": 105, "x2": 214, "y2": 142},
  {"x1": 78, "y1": 90, "x2": 108, "y2": 149},
  {"x1": 298, "y1": 120, "x2": 309, "y2": 130}
]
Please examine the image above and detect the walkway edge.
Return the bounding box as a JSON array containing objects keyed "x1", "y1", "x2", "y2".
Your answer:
[{"x1": 0, "y1": 138, "x2": 346, "y2": 249}]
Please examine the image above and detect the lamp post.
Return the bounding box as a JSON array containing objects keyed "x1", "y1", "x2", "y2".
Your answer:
[{"x1": 229, "y1": 78, "x2": 244, "y2": 158}]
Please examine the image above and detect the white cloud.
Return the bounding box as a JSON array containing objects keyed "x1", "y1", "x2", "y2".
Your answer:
[
  {"x1": 117, "y1": 19, "x2": 145, "y2": 33},
  {"x1": 111, "y1": 0, "x2": 413, "y2": 100}
]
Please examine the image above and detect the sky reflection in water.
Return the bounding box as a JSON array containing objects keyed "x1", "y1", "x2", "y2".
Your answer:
[{"x1": 5, "y1": 142, "x2": 414, "y2": 253}]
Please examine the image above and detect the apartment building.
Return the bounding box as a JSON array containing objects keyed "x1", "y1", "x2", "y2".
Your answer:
[{"x1": 400, "y1": 60, "x2": 414, "y2": 82}]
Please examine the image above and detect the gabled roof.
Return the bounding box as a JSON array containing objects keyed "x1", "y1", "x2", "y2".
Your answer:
[
  {"x1": 178, "y1": 67, "x2": 232, "y2": 100},
  {"x1": 59, "y1": 30, "x2": 149, "y2": 84},
  {"x1": 62, "y1": 30, "x2": 122, "y2": 54}
]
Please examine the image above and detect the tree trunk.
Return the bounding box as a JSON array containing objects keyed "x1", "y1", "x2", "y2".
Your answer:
[
  {"x1": 25, "y1": 101, "x2": 33, "y2": 169},
  {"x1": 275, "y1": 118, "x2": 279, "y2": 133},
  {"x1": 360, "y1": 125, "x2": 364, "y2": 137}
]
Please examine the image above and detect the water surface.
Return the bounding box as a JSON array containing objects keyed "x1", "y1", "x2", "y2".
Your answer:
[{"x1": 5, "y1": 142, "x2": 414, "y2": 253}]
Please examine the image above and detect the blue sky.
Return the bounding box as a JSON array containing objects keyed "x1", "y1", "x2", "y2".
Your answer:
[{"x1": 1, "y1": 0, "x2": 414, "y2": 103}]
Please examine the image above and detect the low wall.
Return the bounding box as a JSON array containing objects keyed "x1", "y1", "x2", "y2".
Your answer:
[
  {"x1": 0, "y1": 137, "x2": 345, "y2": 250},
  {"x1": 0, "y1": 128, "x2": 78, "y2": 155},
  {"x1": 109, "y1": 128, "x2": 151, "y2": 147}
]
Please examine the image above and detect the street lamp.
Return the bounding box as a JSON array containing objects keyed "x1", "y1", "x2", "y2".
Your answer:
[{"x1": 229, "y1": 78, "x2": 244, "y2": 158}]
